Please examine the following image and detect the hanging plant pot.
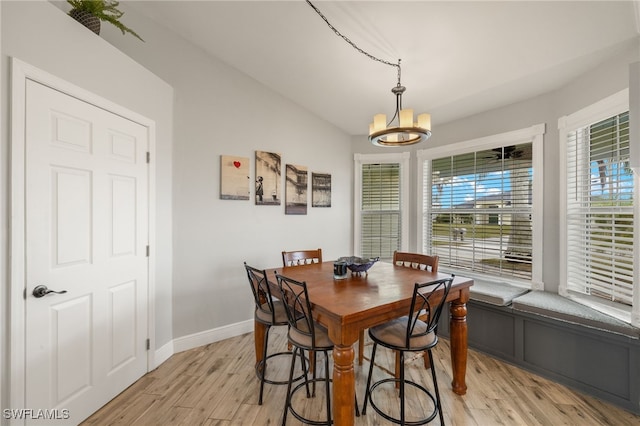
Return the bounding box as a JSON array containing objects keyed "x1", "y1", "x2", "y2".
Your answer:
[
  {"x1": 69, "y1": 8, "x2": 101, "y2": 35},
  {"x1": 66, "y1": 0, "x2": 143, "y2": 41}
]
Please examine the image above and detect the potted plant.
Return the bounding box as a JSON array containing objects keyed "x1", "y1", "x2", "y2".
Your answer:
[{"x1": 67, "y1": 0, "x2": 143, "y2": 41}]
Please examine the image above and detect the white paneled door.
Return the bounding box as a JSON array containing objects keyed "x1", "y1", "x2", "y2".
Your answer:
[{"x1": 24, "y1": 79, "x2": 149, "y2": 424}]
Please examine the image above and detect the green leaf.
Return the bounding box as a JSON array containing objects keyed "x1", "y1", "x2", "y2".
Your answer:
[{"x1": 67, "y1": 0, "x2": 144, "y2": 41}]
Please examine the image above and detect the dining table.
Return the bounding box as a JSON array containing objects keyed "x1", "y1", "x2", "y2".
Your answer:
[{"x1": 258, "y1": 260, "x2": 473, "y2": 426}]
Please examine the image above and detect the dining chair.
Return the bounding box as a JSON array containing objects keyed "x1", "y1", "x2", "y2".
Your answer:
[
  {"x1": 362, "y1": 275, "x2": 454, "y2": 425},
  {"x1": 275, "y1": 272, "x2": 359, "y2": 425},
  {"x1": 281, "y1": 248, "x2": 323, "y2": 368},
  {"x1": 244, "y1": 262, "x2": 304, "y2": 405},
  {"x1": 392, "y1": 250, "x2": 439, "y2": 273},
  {"x1": 281, "y1": 248, "x2": 322, "y2": 266},
  {"x1": 358, "y1": 251, "x2": 440, "y2": 379}
]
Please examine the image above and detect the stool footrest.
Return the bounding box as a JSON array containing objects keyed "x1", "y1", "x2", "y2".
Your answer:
[
  {"x1": 256, "y1": 350, "x2": 307, "y2": 385},
  {"x1": 287, "y1": 378, "x2": 333, "y2": 426},
  {"x1": 366, "y1": 378, "x2": 438, "y2": 426}
]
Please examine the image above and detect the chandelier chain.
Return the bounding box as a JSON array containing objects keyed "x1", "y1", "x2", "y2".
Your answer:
[
  {"x1": 306, "y1": 0, "x2": 430, "y2": 147},
  {"x1": 305, "y1": 0, "x2": 402, "y2": 85}
]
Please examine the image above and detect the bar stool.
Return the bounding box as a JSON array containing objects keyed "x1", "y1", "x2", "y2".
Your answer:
[
  {"x1": 359, "y1": 251, "x2": 440, "y2": 380},
  {"x1": 244, "y1": 262, "x2": 305, "y2": 405},
  {"x1": 362, "y1": 275, "x2": 454, "y2": 425}
]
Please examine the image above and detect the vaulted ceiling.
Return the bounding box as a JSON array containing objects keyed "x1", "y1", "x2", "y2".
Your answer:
[{"x1": 129, "y1": 1, "x2": 640, "y2": 135}]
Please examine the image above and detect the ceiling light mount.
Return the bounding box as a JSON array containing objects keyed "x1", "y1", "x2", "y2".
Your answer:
[{"x1": 306, "y1": 0, "x2": 431, "y2": 147}]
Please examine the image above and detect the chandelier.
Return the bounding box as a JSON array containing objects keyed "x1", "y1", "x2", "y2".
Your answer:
[
  {"x1": 369, "y1": 60, "x2": 431, "y2": 146},
  {"x1": 306, "y1": 1, "x2": 432, "y2": 147}
]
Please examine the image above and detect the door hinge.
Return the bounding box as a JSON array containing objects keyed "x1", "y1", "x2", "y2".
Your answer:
[
  {"x1": 146, "y1": 245, "x2": 150, "y2": 257},
  {"x1": 146, "y1": 338, "x2": 151, "y2": 350},
  {"x1": 146, "y1": 152, "x2": 150, "y2": 164}
]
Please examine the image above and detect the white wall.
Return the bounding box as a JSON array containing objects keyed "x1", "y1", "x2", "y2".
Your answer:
[
  {"x1": 1, "y1": 0, "x2": 352, "y2": 412},
  {"x1": 92, "y1": 3, "x2": 353, "y2": 340},
  {"x1": 351, "y1": 38, "x2": 639, "y2": 294},
  {"x1": 1, "y1": 0, "x2": 174, "y2": 410}
]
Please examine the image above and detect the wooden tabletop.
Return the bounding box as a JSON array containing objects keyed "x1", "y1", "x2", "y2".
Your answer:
[{"x1": 267, "y1": 261, "x2": 472, "y2": 342}]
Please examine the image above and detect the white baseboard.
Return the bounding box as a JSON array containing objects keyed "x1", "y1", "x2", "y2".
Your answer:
[
  {"x1": 172, "y1": 319, "x2": 255, "y2": 354},
  {"x1": 153, "y1": 339, "x2": 174, "y2": 369},
  {"x1": 151, "y1": 319, "x2": 254, "y2": 369}
]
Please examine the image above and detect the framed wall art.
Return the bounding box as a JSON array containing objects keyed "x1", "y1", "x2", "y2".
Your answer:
[
  {"x1": 312, "y1": 172, "x2": 331, "y2": 207},
  {"x1": 285, "y1": 164, "x2": 308, "y2": 215},
  {"x1": 255, "y1": 151, "x2": 281, "y2": 205},
  {"x1": 220, "y1": 155, "x2": 250, "y2": 200}
]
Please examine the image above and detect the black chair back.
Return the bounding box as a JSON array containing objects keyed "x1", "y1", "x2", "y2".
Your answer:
[
  {"x1": 405, "y1": 275, "x2": 455, "y2": 348},
  {"x1": 275, "y1": 273, "x2": 317, "y2": 349},
  {"x1": 244, "y1": 262, "x2": 278, "y2": 324}
]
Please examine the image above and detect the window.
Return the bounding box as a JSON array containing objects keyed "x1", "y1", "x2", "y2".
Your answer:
[
  {"x1": 418, "y1": 125, "x2": 545, "y2": 288},
  {"x1": 559, "y1": 89, "x2": 637, "y2": 326},
  {"x1": 354, "y1": 153, "x2": 409, "y2": 260}
]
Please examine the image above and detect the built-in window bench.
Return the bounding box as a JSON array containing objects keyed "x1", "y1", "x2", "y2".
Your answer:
[
  {"x1": 468, "y1": 279, "x2": 529, "y2": 307},
  {"x1": 511, "y1": 291, "x2": 639, "y2": 339},
  {"x1": 438, "y1": 280, "x2": 640, "y2": 415}
]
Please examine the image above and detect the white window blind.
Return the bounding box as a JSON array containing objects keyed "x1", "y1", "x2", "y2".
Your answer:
[
  {"x1": 424, "y1": 143, "x2": 534, "y2": 280},
  {"x1": 360, "y1": 163, "x2": 402, "y2": 259},
  {"x1": 565, "y1": 111, "x2": 633, "y2": 306}
]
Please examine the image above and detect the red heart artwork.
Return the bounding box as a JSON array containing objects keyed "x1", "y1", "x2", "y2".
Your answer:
[{"x1": 233, "y1": 161, "x2": 241, "y2": 168}]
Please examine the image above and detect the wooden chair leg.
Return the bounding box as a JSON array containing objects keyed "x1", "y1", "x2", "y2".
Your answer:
[
  {"x1": 423, "y1": 350, "x2": 431, "y2": 369},
  {"x1": 358, "y1": 330, "x2": 365, "y2": 365},
  {"x1": 393, "y1": 350, "x2": 431, "y2": 389}
]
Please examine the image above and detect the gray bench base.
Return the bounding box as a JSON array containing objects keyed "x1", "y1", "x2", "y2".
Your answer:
[{"x1": 439, "y1": 296, "x2": 640, "y2": 415}]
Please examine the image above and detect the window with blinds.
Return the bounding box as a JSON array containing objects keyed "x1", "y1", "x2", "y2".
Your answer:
[
  {"x1": 565, "y1": 111, "x2": 633, "y2": 307},
  {"x1": 423, "y1": 143, "x2": 533, "y2": 280},
  {"x1": 360, "y1": 163, "x2": 401, "y2": 259}
]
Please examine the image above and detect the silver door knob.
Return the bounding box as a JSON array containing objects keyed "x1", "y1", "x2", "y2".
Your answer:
[{"x1": 32, "y1": 285, "x2": 67, "y2": 298}]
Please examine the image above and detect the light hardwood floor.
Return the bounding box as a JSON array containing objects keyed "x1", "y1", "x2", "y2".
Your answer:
[{"x1": 83, "y1": 326, "x2": 640, "y2": 425}]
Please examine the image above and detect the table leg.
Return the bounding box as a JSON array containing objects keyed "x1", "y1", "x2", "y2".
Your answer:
[
  {"x1": 332, "y1": 344, "x2": 355, "y2": 426},
  {"x1": 254, "y1": 319, "x2": 266, "y2": 367},
  {"x1": 449, "y1": 298, "x2": 468, "y2": 395}
]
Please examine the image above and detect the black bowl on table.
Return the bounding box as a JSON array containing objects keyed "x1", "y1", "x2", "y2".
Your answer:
[{"x1": 337, "y1": 256, "x2": 379, "y2": 276}]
